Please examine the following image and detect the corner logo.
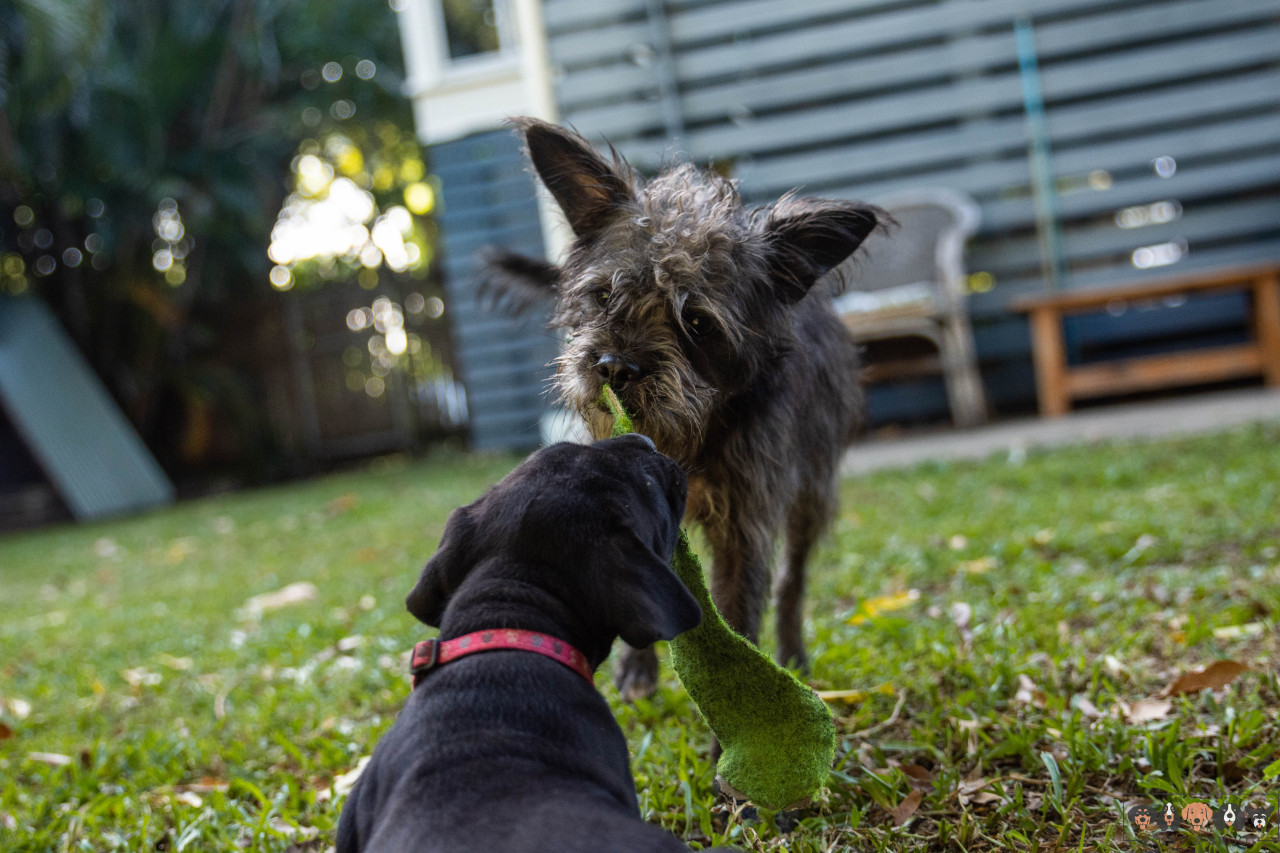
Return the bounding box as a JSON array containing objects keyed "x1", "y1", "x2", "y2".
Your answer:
[{"x1": 1127, "y1": 801, "x2": 1271, "y2": 835}]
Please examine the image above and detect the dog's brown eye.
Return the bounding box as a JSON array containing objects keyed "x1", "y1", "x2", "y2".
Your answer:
[
  {"x1": 683, "y1": 308, "x2": 709, "y2": 337},
  {"x1": 594, "y1": 288, "x2": 611, "y2": 308}
]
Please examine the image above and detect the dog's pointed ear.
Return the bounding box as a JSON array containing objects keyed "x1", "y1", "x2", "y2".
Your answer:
[
  {"x1": 476, "y1": 246, "x2": 561, "y2": 316},
  {"x1": 764, "y1": 197, "x2": 884, "y2": 303},
  {"x1": 406, "y1": 505, "x2": 478, "y2": 627},
  {"x1": 513, "y1": 117, "x2": 634, "y2": 238},
  {"x1": 605, "y1": 545, "x2": 702, "y2": 649}
]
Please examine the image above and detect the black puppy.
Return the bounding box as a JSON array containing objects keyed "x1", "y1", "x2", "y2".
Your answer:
[{"x1": 336, "y1": 435, "x2": 704, "y2": 853}]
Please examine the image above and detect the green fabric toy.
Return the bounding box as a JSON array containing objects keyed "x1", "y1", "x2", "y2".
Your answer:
[{"x1": 601, "y1": 386, "x2": 836, "y2": 811}]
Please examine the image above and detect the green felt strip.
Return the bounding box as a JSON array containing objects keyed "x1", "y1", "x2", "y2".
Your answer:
[{"x1": 601, "y1": 386, "x2": 835, "y2": 810}]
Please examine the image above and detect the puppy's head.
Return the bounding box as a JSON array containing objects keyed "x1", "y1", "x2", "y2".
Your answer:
[
  {"x1": 496, "y1": 118, "x2": 882, "y2": 466},
  {"x1": 406, "y1": 434, "x2": 700, "y2": 653}
]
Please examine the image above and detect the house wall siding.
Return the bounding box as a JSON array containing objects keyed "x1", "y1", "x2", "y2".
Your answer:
[{"x1": 433, "y1": 128, "x2": 559, "y2": 450}]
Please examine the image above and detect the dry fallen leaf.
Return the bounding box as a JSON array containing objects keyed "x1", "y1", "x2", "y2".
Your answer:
[
  {"x1": 1158, "y1": 659, "x2": 1249, "y2": 698},
  {"x1": 889, "y1": 789, "x2": 923, "y2": 826},
  {"x1": 27, "y1": 752, "x2": 73, "y2": 767},
  {"x1": 239, "y1": 582, "x2": 318, "y2": 620},
  {"x1": 122, "y1": 668, "x2": 162, "y2": 687},
  {"x1": 337, "y1": 635, "x2": 365, "y2": 652},
  {"x1": 174, "y1": 777, "x2": 229, "y2": 794},
  {"x1": 900, "y1": 763, "x2": 934, "y2": 789},
  {"x1": 173, "y1": 791, "x2": 203, "y2": 808},
  {"x1": 1071, "y1": 695, "x2": 1104, "y2": 719},
  {"x1": 959, "y1": 556, "x2": 996, "y2": 575},
  {"x1": 268, "y1": 817, "x2": 319, "y2": 841},
  {"x1": 164, "y1": 537, "x2": 198, "y2": 565},
  {"x1": 957, "y1": 777, "x2": 1005, "y2": 806},
  {"x1": 817, "y1": 683, "x2": 896, "y2": 703},
  {"x1": 1014, "y1": 674, "x2": 1047, "y2": 708},
  {"x1": 1121, "y1": 533, "x2": 1157, "y2": 564},
  {"x1": 0, "y1": 723, "x2": 12, "y2": 741},
  {"x1": 328, "y1": 755, "x2": 371, "y2": 800},
  {"x1": 1212, "y1": 623, "x2": 1265, "y2": 640},
  {"x1": 953, "y1": 718, "x2": 981, "y2": 755},
  {"x1": 326, "y1": 494, "x2": 358, "y2": 516},
  {"x1": 1118, "y1": 697, "x2": 1172, "y2": 724},
  {"x1": 847, "y1": 589, "x2": 920, "y2": 625}
]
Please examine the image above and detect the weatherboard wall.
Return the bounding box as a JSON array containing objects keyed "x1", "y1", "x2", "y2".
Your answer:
[{"x1": 432, "y1": 128, "x2": 559, "y2": 451}]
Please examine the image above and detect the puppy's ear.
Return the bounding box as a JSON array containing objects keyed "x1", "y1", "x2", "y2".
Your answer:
[
  {"x1": 764, "y1": 197, "x2": 883, "y2": 304},
  {"x1": 475, "y1": 246, "x2": 561, "y2": 316},
  {"x1": 604, "y1": 544, "x2": 702, "y2": 649},
  {"x1": 512, "y1": 117, "x2": 634, "y2": 238},
  {"x1": 406, "y1": 505, "x2": 478, "y2": 627}
]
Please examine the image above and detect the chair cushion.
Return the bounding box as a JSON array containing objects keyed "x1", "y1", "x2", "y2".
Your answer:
[{"x1": 832, "y1": 281, "x2": 937, "y2": 315}]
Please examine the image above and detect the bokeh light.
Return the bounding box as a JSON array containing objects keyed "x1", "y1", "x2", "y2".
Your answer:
[
  {"x1": 152, "y1": 198, "x2": 190, "y2": 287},
  {"x1": 269, "y1": 265, "x2": 293, "y2": 290},
  {"x1": 403, "y1": 182, "x2": 434, "y2": 215},
  {"x1": 1132, "y1": 239, "x2": 1188, "y2": 269}
]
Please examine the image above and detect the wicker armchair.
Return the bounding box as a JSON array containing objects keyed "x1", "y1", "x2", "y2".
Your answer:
[{"x1": 834, "y1": 188, "x2": 989, "y2": 427}]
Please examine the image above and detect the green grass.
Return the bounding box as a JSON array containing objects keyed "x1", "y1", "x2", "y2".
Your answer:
[{"x1": 2, "y1": 426, "x2": 1279, "y2": 851}]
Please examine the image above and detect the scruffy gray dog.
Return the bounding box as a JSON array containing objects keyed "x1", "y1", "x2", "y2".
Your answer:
[{"x1": 485, "y1": 118, "x2": 883, "y2": 697}]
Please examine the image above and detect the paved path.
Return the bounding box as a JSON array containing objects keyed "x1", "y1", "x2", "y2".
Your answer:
[{"x1": 841, "y1": 387, "x2": 1280, "y2": 476}]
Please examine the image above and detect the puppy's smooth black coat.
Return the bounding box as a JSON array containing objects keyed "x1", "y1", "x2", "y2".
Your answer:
[{"x1": 336, "y1": 436, "x2": 704, "y2": 853}]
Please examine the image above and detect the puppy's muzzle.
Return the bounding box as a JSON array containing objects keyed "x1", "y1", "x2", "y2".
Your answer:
[
  {"x1": 612, "y1": 432, "x2": 656, "y2": 452},
  {"x1": 595, "y1": 353, "x2": 642, "y2": 389}
]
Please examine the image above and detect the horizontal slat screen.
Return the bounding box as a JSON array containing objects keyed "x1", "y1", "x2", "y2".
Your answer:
[{"x1": 434, "y1": 129, "x2": 558, "y2": 451}]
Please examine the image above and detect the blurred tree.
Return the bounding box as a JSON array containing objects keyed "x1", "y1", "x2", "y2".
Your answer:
[{"x1": 0, "y1": 0, "x2": 430, "y2": 477}]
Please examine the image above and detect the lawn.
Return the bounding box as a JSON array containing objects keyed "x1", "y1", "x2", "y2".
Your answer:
[{"x1": 2, "y1": 424, "x2": 1279, "y2": 851}]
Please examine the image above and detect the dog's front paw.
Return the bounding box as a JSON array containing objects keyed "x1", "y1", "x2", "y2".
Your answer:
[{"x1": 614, "y1": 645, "x2": 659, "y2": 701}]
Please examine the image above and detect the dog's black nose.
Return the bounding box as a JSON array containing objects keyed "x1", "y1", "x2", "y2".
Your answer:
[{"x1": 595, "y1": 353, "x2": 642, "y2": 388}]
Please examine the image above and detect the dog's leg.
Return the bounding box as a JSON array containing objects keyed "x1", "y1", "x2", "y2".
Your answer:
[
  {"x1": 706, "y1": 519, "x2": 772, "y2": 647},
  {"x1": 775, "y1": 496, "x2": 828, "y2": 671},
  {"x1": 613, "y1": 644, "x2": 659, "y2": 700}
]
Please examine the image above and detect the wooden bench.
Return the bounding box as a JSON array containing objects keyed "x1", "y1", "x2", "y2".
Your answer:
[{"x1": 1011, "y1": 263, "x2": 1280, "y2": 417}]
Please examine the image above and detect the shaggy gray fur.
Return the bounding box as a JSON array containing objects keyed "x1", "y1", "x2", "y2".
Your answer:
[{"x1": 487, "y1": 118, "x2": 884, "y2": 696}]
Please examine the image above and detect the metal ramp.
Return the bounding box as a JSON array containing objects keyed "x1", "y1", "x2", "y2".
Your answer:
[{"x1": 0, "y1": 296, "x2": 173, "y2": 520}]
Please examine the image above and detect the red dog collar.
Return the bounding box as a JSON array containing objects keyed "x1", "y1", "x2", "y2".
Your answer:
[{"x1": 410, "y1": 629, "x2": 594, "y2": 688}]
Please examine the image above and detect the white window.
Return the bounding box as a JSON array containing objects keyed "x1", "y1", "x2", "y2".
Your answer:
[
  {"x1": 396, "y1": 0, "x2": 549, "y2": 144},
  {"x1": 440, "y1": 0, "x2": 508, "y2": 61},
  {"x1": 435, "y1": 0, "x2": 516, "y2": 71}
]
